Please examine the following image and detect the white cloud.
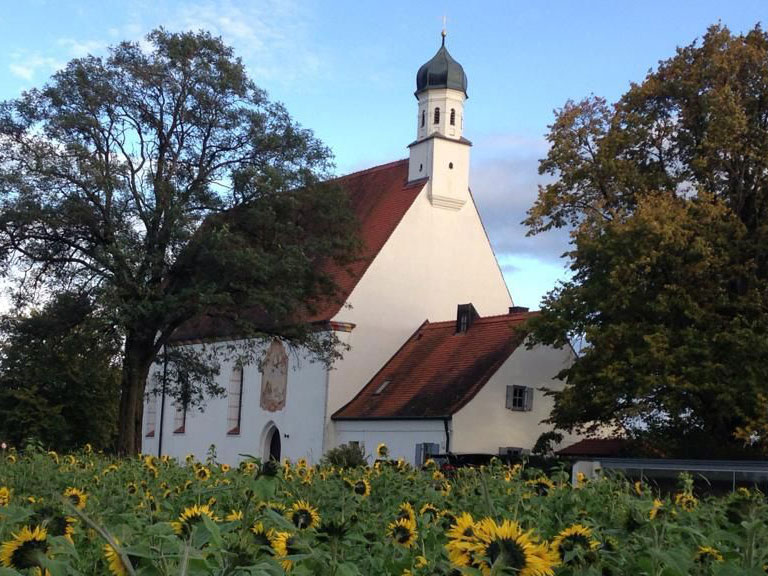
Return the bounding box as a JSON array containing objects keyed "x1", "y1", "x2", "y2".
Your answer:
[{"x1": 8, "y1": 52, "x2": 62, "y2": 82}]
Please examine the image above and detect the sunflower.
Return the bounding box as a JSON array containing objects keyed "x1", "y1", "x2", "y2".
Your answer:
[
  {"x1": 286, "y1": 500, "x2": 321, "y2": 530},
  {"x1": 270, "y1": 531, "x2": 300, "y2": 572},
  {"x1": 0, "y1": 487, "x2": 9, "y2": 506},
  {"x1": 386, "y1": 518, "x2": 418, "y2": 548},
  {"x1": 649, "y1": 498, "x2": 665, "y2": 520},
  {"x1": 526, "y1": 476, "x2": 555, "y2": 497},
  {"x1": 469, "y1": 518, "x2": 556, "y2": 576},
  {"x1": 352, "y1": 478, "x2": 371, "y2": 498},
  {"x1": 171, "y1": 504, "x2": 218, "y2": 536},
  {"x1": 696, "y1": 545, "x2": 724, "y2": 564},
  {"x1": 297, "y1": 458, "x2": 308, "y2": 469},
  {"x1": 397, "y1": 502, "x2": 417, "y2": 524},
  {"x1": 126, "y1": 482, "x2": 138, "y2": 495},
  {"x1": 104, "y1": 538, "x2": 129, "y2": 576},
  {"x1": 419, "y1": 503, "x2": 439, "y2": 523},
  {"x1": 551, "y1": 524, "x2": 599, "y2": 565},
  {"x1": 251, "y1": 522, "x2": 272, "y2": 547},
  {"x1": 674, "y1": 492, "x2": 698, "y2": 512},
  {"x1": 225, "y1": 509, "x2": 243, "y2": 522},
  {"x1": 376, "y1": 443, "x2": 389, "y2": 458},
  {"x1": 220, "y1": 464, "x2": 231, "y2": 473},
  {"x1": 63, "y1": 487, "x2": 87, "y2": 510},
  {"x1": 195, "y1": 466, "x2": 211, "y2": 482},
  {"x1": 0, "y1": 525, "x2": 50, "y2": 573},
  {"x1": 446, "y1": 512, "x2": 476, "y2": 542},
  {"x1": 633, "y1": 480, "x2": 644, "y2": 496}
]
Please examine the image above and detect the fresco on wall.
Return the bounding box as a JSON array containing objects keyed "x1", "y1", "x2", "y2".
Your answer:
[{"x1": 261, "y1": 340, "x2": 288, "y2": 412}]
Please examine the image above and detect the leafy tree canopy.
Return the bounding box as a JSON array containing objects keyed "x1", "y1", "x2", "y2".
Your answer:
[
  {"x1": 526, "y1": 24, "x2": 768, "y2": 457},
  {"x1": 0, "y1": 293, "x2": 121, "y2": 451},
  {"x1": 0, "y1": 29, "x2": 359, "y2": 454}
]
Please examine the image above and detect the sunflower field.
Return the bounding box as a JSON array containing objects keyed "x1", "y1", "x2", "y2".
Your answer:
[{"x1": 0, "y1": 445, "x2": 767, "y2": 576}]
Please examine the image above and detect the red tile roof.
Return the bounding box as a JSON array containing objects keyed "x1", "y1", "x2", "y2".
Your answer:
[
  {"x1": 170, "y1": 160, "x2": 425, "y2": 343},
  {"x1": 556, "y1": 439, "x2": 627, "y2": 457},
  {"x1": 332, "y1": 312, "x2": 535, "y2": 420}
]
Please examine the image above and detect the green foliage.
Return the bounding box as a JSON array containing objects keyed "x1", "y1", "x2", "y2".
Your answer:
[
  {"x1": 0, "y1": 293, "x2": 120, "y2": 451},
  {"x1": 525, "y1": 23, "x2": 768, "y2": 457},
  {"x1": 321, "y1": 443, "x2": 368, "y2": 468},
  {"x1": 0, "y1": 28, "x2": 359, "y2": 453},
  {"x1": 1, "y1": 450, "x2": 768, "y2": 575},
  {"x1": 532, "y1": 431, "x2": 564, "y2": 457}
]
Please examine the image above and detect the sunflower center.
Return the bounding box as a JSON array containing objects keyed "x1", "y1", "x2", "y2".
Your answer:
[
  {"x1": 487, "y1": 537, "x2": 527, "y2": 571},
  {"x1": 354, "y1": 482, "x2": 367, "y2": 495},
  {"x1": 292, "y1": 510, "x2": 313, "y2": 529},
  {"x1": 393, "y1": 525, "x2": 412, "y2": 544},
  {"x1": 562, "y1": 534, "x2": 591, "y2": 553},
  {"x1": 12, "y1": 539, "x2": 49, "y2": 570}
]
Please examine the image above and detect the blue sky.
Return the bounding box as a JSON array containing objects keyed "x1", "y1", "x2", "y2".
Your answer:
[{"x1": 0, "y1": 1, "x2": 765, "y2": 308}]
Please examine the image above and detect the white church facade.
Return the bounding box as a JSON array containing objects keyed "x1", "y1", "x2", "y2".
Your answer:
[{"x1": 141, "y1": 35, "x2": 576, "y2": 465}]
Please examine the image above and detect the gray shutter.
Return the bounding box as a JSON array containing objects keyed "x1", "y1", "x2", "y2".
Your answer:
[
  {"x1": 505, "y1": 385, "x2": 514, "y2": 409},
  {"x1": 525, "y1": 387, "x2": 534, "y2": 411},
  {"x1": 427, "y1": 443, "x2": 440, "y2": 457},
  {"x1": 415, "y1": 443, "x2": 424, "y2": 466}
]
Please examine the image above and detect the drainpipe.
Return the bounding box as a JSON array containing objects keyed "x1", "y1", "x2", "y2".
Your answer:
[
  {"x1": 443, "y1": 417, "x2": 451, "y2": 454},
  {"x1": 157, "y1": 346, "x2": 168, "y2": 458}
]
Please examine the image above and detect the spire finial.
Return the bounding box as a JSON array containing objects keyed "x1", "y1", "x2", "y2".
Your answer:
[{"x1": 441, "y1": 15, "x2": 447, "y2": 46}]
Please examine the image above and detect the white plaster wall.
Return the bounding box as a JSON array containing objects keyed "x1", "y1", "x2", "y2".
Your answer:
[
  {"x1": 451, "y1": 343, "x2": 579, "y2": 454},
  {"x1": 335, "y1": 420, "x2": 447, "y2": 466},
  {"x1": 327, "y1": 182, "x2": 514, "y2": 445},
  {"x1": 141, "y1": 343, "x2": 329, "y2": 465}
]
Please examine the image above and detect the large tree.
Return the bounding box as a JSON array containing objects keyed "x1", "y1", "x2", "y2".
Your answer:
[
  {"x1": 526, "y1": 24, "x2": 768, "y2": 457},
  {"x1": 0, "y1": 29, "x2": 358, "y2": 454},
  {"x1": 0, "y1": 293, "x2": 121, "y2": 450}
]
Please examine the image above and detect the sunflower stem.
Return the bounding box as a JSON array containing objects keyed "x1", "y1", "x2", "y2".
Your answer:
[{"x1": 63, "y1": 498, "x2": 137, "y2": 576}]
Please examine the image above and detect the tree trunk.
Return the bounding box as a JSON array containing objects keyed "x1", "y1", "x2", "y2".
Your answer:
[{"x1": 117, "y1": 332, "x2": 157, "y2": 455}]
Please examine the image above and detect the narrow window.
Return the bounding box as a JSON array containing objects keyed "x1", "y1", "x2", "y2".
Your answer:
[
  {"x1": 173, "y1": 401, "x2": 187, "y2": 434},
  {"x1": 145, "y1": 393, "x2": 157, "y2": 437},
  {"x1": 227, "y1": 366, "x2": 244, "y2": 435},
  {"x1": 373, "y1": 379, "x2": 391, "y2": 395},
  {"x1": 421, "y1": 110, "x2": 425, "y2": 127},
  {"x1": 433, "y1": 107, "x2": 440, "y2": 124},
  {"x1": 450, "y1": 108, "x2": 456, "y2": 126}
]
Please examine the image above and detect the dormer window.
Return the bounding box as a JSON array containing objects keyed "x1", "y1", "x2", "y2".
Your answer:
[
  {"x1": 450, "y1": 108, "x2": 456, "y2": 126},
  {"x1": 373, "y1": 379, "x2": 391, "y2": 395},
  {"x1": 421, "y1": 110, "x2": 425, "y2": 127},
  {"x1": 455, "y1": 303, "x2": 479, "y2": 333},
  {"x1": 434, "y1": 107, "x2": 440, "y2": 125}
]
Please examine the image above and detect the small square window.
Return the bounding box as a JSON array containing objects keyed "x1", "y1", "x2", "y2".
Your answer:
[{"x1": 506, "y1": 385, "x2": 533, "y2": 412}]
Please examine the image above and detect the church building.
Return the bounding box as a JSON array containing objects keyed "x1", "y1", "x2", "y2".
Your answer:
[{"x1": 141, "y1": 34, "x2": 576, "y2": 465}]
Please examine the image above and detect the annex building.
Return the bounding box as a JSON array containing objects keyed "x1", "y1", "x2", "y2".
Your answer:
[{"x1": 141, "y1": 35, "x2": 576, "y2": 465}]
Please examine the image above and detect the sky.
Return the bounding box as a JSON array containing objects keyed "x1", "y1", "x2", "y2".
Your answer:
[{"x1": 0, "y1": 1, "x2": 765, "y2": 309}]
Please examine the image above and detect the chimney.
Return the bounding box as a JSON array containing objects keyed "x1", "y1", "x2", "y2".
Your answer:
[
  {"x1": 509, "y1": 306, "x2": 529, "y2": 314},
  {"x1": 456, "y1": 303, "x2": 479, "y2": 333}
]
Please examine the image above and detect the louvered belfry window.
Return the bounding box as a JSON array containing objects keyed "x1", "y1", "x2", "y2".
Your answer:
[
  {"x1": 434, "y1": 107, "x2": 440, "y2": 124},
  {"x1": 227, "y1": 366, "x2": 244, "y2": 435}
]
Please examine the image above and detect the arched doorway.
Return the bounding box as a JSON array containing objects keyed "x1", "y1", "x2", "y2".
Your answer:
[{"x1": 263, "y1": 424, "x2": 281, "y2": 462}]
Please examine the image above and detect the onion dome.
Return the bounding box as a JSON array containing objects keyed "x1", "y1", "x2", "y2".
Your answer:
[{"x1": 415, "y1": 33, "x2": 468, "y2": 97}]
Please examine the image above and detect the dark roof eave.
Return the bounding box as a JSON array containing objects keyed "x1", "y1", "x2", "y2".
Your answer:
[
  {"x1": 332, "y1": 415, "x2": 452, "y2": 421},
  {"x1": 407, "y1": 134, "x2": 472, "y2": 148}
]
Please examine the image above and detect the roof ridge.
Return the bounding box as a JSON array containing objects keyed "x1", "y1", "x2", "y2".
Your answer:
[
  {"x1": 419, "y1": 311, "x2": 536, "y2": 329},
  {"x1": 335, "y1": 158, "x2": 408, "y2": 181}
]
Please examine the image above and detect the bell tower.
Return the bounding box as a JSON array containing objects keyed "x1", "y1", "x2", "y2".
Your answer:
[{"x1": 408, "y1": 30, "x2": 471, "y2": 210}]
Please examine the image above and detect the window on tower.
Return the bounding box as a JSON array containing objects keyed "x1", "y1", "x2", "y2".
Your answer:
[
  {"x1": 421, "y1": 110, "x2": 425, "y2": 127},
  {"x1": 434, "y1": 107, "x2": 440, "y2": 125},
  {"x1": 450, "y1": 108, "x2": 456, "y2": 126}
]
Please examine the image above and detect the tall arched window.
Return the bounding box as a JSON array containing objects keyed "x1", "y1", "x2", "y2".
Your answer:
[
  {"x1": 227, "y1": 366, "x2": 244, "y2": 435},
  {"x1": 450, "y1": 108, "x2": 456, "y2": 126},
  {"x1": 433, "y1": 107, "x2": 440, "y2": 125},
  {"x1": 145, "y1": 393, "x2": 157, "y2": 437},
  {"x1": 420, "y1": 110, "x2": 425, "y2": 127}
]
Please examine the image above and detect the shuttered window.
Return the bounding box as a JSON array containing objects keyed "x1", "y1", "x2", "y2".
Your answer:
[
  {"x1": 227, "y1": 366, "x2": 244, "y2": 435},
  {"x1": 415, "y1": 442, "x2": 440, "y2": 466},
  {"x1": 434, "y1": 107, "x2": 440, "y2": 124},
  {"x1": 506, "y1": 385, "x2": 533, "y2": 412}
]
